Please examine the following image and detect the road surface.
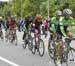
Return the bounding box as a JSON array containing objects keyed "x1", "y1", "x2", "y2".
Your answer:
[{"x1": 0, "y1": 30, "x2": 75, "y2": 66}]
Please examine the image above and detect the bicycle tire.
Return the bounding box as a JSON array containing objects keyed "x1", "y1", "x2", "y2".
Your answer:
[
  {"x1": 22, "y1": 38, "x2": 27, "y2": 49},
  {"x1": 32, "y1": 38, "x2": 36, "y2": 54},
  {"x1": 48, "y1": 38, "x2": 55, "y2": 59},
  {"x1": 28, "y1": 37, "x2": 33, "y2": 51},
  {"x1": 66, "y1": 47, "x2": 75, "y2": 66},
  {"x1": 53, "y1": 45, "x2": 60, "y2": 66},
  {"x1": 38, "y1": 39, "x2": 45, "y2": 57}
]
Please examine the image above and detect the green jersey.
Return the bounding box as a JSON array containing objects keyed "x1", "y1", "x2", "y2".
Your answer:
[
  {"x1": 49, "y1": 17, "x2": 62, "y2": 33},
  {"x1": 60, "y1": 17, "x2": 75, "y2": 37}
]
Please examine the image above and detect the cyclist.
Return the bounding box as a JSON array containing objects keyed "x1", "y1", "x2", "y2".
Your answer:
[
  {"x1": 22, "y1": 15, "x2": 33, "y2": 41},
  {"x1": 48, "y1": 10, "x2": 63, "y2": 66},
  {"x1": 32, "y1": 15, "x2": 42, "y2": 49},
  {"x1": 32, "y1": 15, "x2": 42, "y2": 35},
  {"x1": 48, "y1": 10, "x2": 62, "y2": 41},
  {"x1": 8, "y1": 16, "x2": 17, "y2": 44},
  {"x1": 54, "y1": 8, "x2": 75, "y2": 66},
  {"x1": 58, "y1": 8, "x2": 75, "y2": 56}
]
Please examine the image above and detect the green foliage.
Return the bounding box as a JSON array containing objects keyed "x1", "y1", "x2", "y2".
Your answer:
[{"x1": 0, "y1": 0, "x2": 75, "y2": 18}]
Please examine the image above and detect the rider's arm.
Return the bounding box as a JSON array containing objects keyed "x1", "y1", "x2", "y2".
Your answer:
[
  {"x1": 70, "y1": 17, "x2": 75, "y2": 34},
  {"x1": 50, "y1": 17, "x2": 56, "y2": 33},
  {"x1": 48, "y1": 18, "x2": 56, "y2": 33}
]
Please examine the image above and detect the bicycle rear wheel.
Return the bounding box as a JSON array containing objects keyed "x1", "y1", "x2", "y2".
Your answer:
[{"x1": 38, "y1": 39, "x2": 45, "y2": 57}]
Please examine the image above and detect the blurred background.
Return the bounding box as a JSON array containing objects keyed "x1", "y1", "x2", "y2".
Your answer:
[{"x1": 0, "y1": 0, "x2": 75, "y2": 19}]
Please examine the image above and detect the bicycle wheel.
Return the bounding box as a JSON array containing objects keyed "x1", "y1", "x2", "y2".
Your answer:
[
  {"x1": 38, "y1": 39, "x2": 45, "y2": 57},
  {"x1": 62, "y1": 42, "x2": 70, "y2": 66},
  {"x1": 28, "y1": 36, "x2": 33, "y2": 51},
  {"x1": 13, "y1": 34, "x2": 18, "y2": 46},
  {"x1": 22, "y1": 38, "x2": 27, "y2": 49},
  {"x1": 0, "y1": 31, "x2": 4, "y2": 41},
  {"x1": 53, "y1": 44, "x2": 59, "y2": 66},
  {"x1": 32, "y1": 38, "x2": 36, "y2": 54},
  {"x1": 48, "y1": 38, "x2": 55, "y2": 59},
  {"x1": 66, "y1": 47, "x2": 75, "y2": 66}
]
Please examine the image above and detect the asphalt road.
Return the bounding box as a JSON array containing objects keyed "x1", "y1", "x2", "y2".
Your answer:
[{"x1": 0, "y1": 30, "x2": 75, "y2": 66}]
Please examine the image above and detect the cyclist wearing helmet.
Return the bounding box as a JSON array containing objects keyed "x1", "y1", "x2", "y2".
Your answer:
[
  {"x1": 22, "y1": 15, "x2": 33, "y2": 40},
  {"x1": 8, "y1": 16, "x2": 17, "y2": 39},
  {"x1": 48, "y1": 10, "x2": 62, "y2": 40},
  {"x1": 48, "y1": 10, "x2": 63, "y2": 66},
  {"x1": 56, "y1": 8, "x2": 75, "y2": 66},
  {"x1": 32, "y1": 15, "x2": 42, "y2": 33}
]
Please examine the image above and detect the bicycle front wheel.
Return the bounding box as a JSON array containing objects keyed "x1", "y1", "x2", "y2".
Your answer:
[
  {"x1": 31, "y1": 38, "x2": 36, "y2": 54},
  {"x1": 48, "y1": 38, "x2": 55, "y2": 59},
  {"x1": 22, "y1": 38, "x2": 27, "y2": 49},
  {"x1": 38, "y1": 39, "x2": 45, "y2": 57},
  {"x1": 66, "y1": 47, "x2": 75, "y2": 66},
  {"x1": 28, "y1": 37, "x2": 33, "y2": 51}
]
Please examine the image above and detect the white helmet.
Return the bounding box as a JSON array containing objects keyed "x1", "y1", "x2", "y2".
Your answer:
[
  {"x1": 56, "y1": 10, "x2": 62, "y2": 16},
  {"x1": 63, "y1": 8, "x2": 72, "y2": 15}
]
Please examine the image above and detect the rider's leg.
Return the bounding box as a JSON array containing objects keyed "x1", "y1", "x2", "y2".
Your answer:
[
  {"x1": 57, "y1": 33, "x2": 63, "y2": 58},
  {"x1": 57, "y1": 40, "x2": 63, "y2": 57},
  {"x1": 23, "y1": 31, "x2": 26, "y2": 40},
  {"x1": 45, "y1": 26, "x2": 48, "y2": 38}
]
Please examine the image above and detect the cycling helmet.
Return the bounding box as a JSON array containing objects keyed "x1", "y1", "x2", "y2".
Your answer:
[
  {"x1": 25, "y1": 15, "x2": 33, "y2": 22},
  {"x1": 56, "y1": 10, "x2": 62, "y2": 16},
  {"x1": 63, "y1": 8, "x2": 72, "y2": 15},
  {"x1": 36, "y1": 15, "x2": 41, "y2": 19}
]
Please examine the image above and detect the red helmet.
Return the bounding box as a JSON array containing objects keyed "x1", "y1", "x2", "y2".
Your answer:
[{"x1": 36, "y1": 15, "x2": 41, "y2": 19}]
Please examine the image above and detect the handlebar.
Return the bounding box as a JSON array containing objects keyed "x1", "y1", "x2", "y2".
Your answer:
[{"x1": 65, "y1": 37, "x2": 75, "y2": 41}]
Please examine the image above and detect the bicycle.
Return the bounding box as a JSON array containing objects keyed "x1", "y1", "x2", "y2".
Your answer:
[
  {"x1": 31, "y1": 29, "x2": 45, "y2": 57},
  {"x1": 48, "y1": 24, "x2": 75, "y2": 66},
  {"x1": 22, "y1": 27, "x2": 33, "y2": 51},
  {"x1": 54, "y1": 37, "x2": 75, "y2": 66}
]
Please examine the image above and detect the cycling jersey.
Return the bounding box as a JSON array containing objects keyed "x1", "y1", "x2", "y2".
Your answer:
[
  {"x1": 42, "y1": 19, "x2": 48, "y2": 26},
  {"x1": 60, "y1": 17, "x2": 75, "y2": 37},
  {"x1": 48, "y1": 17, "x2": 62, "y2": 33},
  {"x1": 9, "y1": 19, "x2": 16, "y2": 29},
  {"x1": 4, "y1": 20, "x2": 9, "y2": 30},
  {"x1": 32, "y1": 19, "x2": 42, "y2": 33},
  {"x1": 0, "y1": 21, "x2": 5, "y2": 29},
  {"x1": 33, "y1": 19, "x2": 42, "y2": 29}
]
